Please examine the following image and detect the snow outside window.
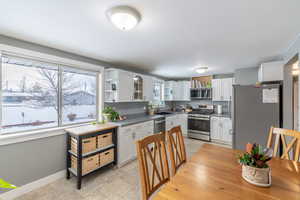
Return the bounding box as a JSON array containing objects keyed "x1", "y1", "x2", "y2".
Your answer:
[{"x1": 1, "y1": 55, "x2": 98, "y2": 134}]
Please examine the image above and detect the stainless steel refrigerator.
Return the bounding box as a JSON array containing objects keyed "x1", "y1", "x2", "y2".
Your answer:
[{"x1": 233, "y1": 83, "x2": 283, "y2": 150}]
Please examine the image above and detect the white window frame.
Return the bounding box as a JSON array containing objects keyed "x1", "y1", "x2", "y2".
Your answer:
[{"x1": 0, "y1": 44, "x2": 104, "y2": 145}]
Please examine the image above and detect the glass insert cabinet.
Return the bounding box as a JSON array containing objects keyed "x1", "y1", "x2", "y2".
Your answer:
[{"x1": 133, "y1": 75, "x2": 143, "y2": 100}]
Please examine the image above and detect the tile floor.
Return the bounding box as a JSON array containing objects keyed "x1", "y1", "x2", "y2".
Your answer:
[{"x1": 16, "y1": 138, "x2": 224, "y2": 200}]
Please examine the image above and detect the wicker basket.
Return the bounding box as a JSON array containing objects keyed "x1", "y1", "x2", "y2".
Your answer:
[{"x1": 242, "y1": 165, "x2": 271, "y2": 187}]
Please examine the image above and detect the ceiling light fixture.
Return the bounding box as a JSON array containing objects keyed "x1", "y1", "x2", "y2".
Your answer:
[
  {"x1": 292, "y1": 61, "x2": 299, "y2": 76},
  {"x1": 195, "y1": 67, "x2": 208, "y2": 74},
  {"x1": 292, "y1": 70, "x2": 299, "y2": 76},
  {"x1": 293, "y1": 61, "x2": 299, "y2": 69},
  {"x1": 107, "y1": 6, "x2": 141, "y2": 31}
]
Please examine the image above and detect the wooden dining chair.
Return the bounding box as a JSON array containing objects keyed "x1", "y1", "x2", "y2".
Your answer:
[
  {"x1": 267, "y1": 126, "x2": 300, "y2": 162},
  {"x1": 167, "y1": 126, "x2": 187, "y2": 176},
  {"x1": 136, "y1": 132, "x2": 170, "y2": 200}
]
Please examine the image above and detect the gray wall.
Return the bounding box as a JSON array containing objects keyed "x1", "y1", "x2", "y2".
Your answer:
[
  {"x1": 234, "y1": 67, "x2": 259, "y2": 85},
  {"x1": 213, "y1": 73, "x2": 234, "y2": 79},
  {"x1": 0, "y1": 135, "x2": 66, "y2": 191}
]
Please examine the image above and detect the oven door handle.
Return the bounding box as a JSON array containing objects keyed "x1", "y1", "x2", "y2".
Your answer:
[{"x1": 188, "y1": 117, "x2": 210, "y2": 121}]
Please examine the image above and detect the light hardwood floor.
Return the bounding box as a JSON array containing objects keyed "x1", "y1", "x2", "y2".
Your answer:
[{"x1": 16, "y1": 138, "x2": 225, "y2": 200}]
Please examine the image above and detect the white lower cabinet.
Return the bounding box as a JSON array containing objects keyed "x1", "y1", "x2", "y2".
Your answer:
[
  {"x1": 177, "y1": 114, "x2": 188, "y2": 135},
  {"x1": 166, "y1": 114, "x2": 188, "y2": 135},
  {"x1": 118, "y1": 120, "x2": 154, "y2": 166},
  {"x1": 166, "y1": 115, "x2": 177, "y2": 132},
  {"x1": 211, "y1": 117, "x2": 232, "y2": 144}
]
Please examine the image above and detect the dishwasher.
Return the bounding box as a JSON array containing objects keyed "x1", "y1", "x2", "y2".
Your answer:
[{"x1": 154, "y1": 117, "x2": 166, "y2": 133}]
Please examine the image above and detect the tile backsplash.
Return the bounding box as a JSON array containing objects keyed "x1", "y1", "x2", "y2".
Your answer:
[
  {"x1": 104, "y1": 102, "x2": 148, "y2": 115},
  {"x1": 105, "y1": 100, "x2": 231, "y2": 116},
  {"x1": 171, "y1": 100, "x2": 231, "y2": 114}
]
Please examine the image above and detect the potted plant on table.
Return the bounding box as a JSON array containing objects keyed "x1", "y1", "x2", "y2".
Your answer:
[
  {"x1": 238, "y1": 143, "x2": 273, "y2": 187},
  {"x1": 103, "y1": 106, "x2": 119, "y2": 122}
]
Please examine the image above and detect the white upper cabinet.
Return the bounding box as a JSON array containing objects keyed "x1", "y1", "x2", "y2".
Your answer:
[
  {"x1": 142, "y1": 75, "x2": 154, "y2": 101},
  {"x1": 164, "y1": 80, "x2": 190, "y2": 101},
  {"x1": 164, "y1": 81, "x2": 175, "y2": 101},
  {"x1": 105, "y1": 69, "x2": 155, "y2": 102},
  {"x1": 222, "y1": 78, "x2": 233, "y2": 101},
  {"x1": 212, "y1": 79, "x2": 222, "y2": 101},
  {"x1": 105, "y1": 69, "x2": 133, "y2": 102},
  {"x1": 258, "y1": 61, "x2": 284, "y2": 82},
  {"x1": 212, "y1": 78, "x2": 233, "y2": 101},
  {"x1": 118, "y1": 70, "x2": 134, "y2": 102},
  {"x1": 179, "y1": 81, "x2": 191, "y2": 101}
]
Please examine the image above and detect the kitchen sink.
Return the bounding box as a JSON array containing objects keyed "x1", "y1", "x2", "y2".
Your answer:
[{"x1": 156, "y1": 112, "x2": 173, "y2": 115}]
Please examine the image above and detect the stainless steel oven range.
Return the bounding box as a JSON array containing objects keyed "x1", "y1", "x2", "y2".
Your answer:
[{"x1": 188, "y1": 105, "x2": 214, "y2": 141}]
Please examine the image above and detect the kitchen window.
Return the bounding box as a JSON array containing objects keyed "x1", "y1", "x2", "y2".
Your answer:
[{"x1": 0, "y1": 54, "x2": 99, "y2": 134}]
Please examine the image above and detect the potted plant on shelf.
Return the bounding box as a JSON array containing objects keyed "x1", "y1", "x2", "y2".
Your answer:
[
  {"x1": 238, "y1": 143, "x2": 273, "y2": 187},
  {"x1": 103, "y1": 106, "x2": 119, "y2": 122}
]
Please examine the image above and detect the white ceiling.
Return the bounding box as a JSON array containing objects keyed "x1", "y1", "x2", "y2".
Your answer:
[{"x1": 0, "y1": 0, "x2": 300, "y2": 78}]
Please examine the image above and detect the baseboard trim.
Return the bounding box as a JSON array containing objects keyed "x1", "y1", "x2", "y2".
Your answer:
[{"x1": 0, "y1": 170, "x2": 65, "y2": 200}]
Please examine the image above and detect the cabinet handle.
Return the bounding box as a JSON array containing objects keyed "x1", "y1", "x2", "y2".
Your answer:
[{"x1": 105, "y1": 152, "x2": 110, "y2": 155}]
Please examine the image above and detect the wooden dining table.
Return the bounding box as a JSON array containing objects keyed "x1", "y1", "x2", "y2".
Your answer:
[{"x1": 153, "y1": 143, "x2": 300, "y2": 200}]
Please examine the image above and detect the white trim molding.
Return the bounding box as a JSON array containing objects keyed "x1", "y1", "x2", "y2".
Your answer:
[
  {"x1": 0, "y1": 170, "x2": 65, "y2": 200},
  {"x1": 0, "y1": 122, "x2": 97, "y2": 146},
  {"x1": 0, "y1": 43, "x2": 104, "y2": 73}
]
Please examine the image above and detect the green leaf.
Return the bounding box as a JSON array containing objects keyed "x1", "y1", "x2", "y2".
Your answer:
[{"x1": 0, "y1": 179, "x2": 16, "y2": 189}]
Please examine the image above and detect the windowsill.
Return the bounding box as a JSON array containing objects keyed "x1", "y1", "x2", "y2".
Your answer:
[{"x1": 0, "y1": 123, "x2": 92, "y2": 146}]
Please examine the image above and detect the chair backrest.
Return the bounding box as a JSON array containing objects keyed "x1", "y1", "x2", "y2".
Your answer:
[
  {"x1": 136, "y1": 132, "x2": 170, "y2": 200},
  {"x1": 167, "y1": 126, "x2": 187, "y2": 176},
  {"x1": 267, "y1": 126, "x2": 300, "y2": 162}
]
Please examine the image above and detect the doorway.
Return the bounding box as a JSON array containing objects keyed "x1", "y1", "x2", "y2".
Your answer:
[
  {"x1": 284, "y1": 54, "x2": 299, "y2": 130},
  {"x1": 293, "y1": 75, "x2": 299, "y2": 130}
]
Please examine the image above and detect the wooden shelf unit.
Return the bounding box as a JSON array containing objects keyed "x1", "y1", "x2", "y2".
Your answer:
[
  {"x1": 191, "y1": 76, "x2": 212, "y2": 88},
  {"x1": 65, "y1": 124, "x2": 118, "y2": 189}
]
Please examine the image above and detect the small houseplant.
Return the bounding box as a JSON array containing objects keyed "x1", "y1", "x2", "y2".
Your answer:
[
  {"x1": 238, "y1": 143, "x2": 273, "y2": 187},
  {"x1": 0, "y1": 178, "x2": 16, "y2": 191},
  {"x1": 103, "y1": 106, "x2": 119, "y2": 122},
  {"x1": 67, "y1": 113, "x2": 77, "y2": 121},
  {"x1": 147, "y1": 103, "x2": 155, "y2": 115}
]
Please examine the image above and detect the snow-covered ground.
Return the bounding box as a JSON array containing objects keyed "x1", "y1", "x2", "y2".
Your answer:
[{"x1": 1, "y1": 104, "x2": 96, "y2": 134}]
